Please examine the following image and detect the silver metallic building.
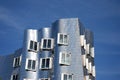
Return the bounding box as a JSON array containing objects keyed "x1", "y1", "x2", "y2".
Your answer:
[{"x1": 0, "y1": 18, "x2": 95, "y2": 80}]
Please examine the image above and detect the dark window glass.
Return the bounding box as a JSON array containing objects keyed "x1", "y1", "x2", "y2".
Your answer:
[
  {"x1": 42, "y1": 59, "x2": 45, "y2": 68},
  {"x1": 43, "y1": 40, "x2": 47, "y2": 48},
  {"x1": 32, "y1": 60, "x2": 36, "y2": 69},
  {"x1": 15, "y1": 58, "x2": 17, "y2": 67},
  {"x1": 46, "y1": 58, "x2": 50, "y2": 68},
  {"x1": 60, "y1": 34, "x2": 63, "y2": 43},
  {"x1": 48, "y1": 39, "x2": 51, "y2": 48},
  {"x1": 28, "y1": 60, "x2": 32, "y2": 69},
  {"x1": 64, "y1": 74, "x2": 67, "y2": 80},
  {"x1": 34, "y1": 42, "x2": 37, "y2": 50},
  {"x1": 30, "y1": 41, "x2": 33, "y2": 49}
]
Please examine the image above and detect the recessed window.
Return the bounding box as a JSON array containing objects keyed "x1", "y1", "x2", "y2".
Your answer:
[
  {"x1": 59, "y1": 52, "x2": 71, "y2": 65},
  {"x1": 28, "y1": 40, "x2": 39, "y2": 52},
  {"x1": 13, "y1": 56, "x2": 21, "y2": 68},
  {"x1": 39, "y1": 78, "x2": 50, "y2": 80},
  {"x1": 11, "y1": 74, "x2": 19, "y2": 80},
  {"x1": 61, "y1": 73, "x2": 73, "y2": 80},
  {"x1": 41, "y1": 38, "x2": 54, "y2": 50},
  {"x1": 25, "y1": 59, "x2": 37, "y2": 71},
  {"x1": 40, "y1": 57, "x2": 52, "y2": 70},
  {"x1": 57, "y1": 33, "x2": 69, "y2": 45}
]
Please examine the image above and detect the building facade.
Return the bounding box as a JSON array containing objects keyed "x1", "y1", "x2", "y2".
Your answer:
[{"x1": 0, "y1": 18, "x2": 95, "y2": 80}]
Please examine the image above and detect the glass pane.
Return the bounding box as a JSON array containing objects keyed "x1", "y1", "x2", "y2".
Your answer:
[
  {"x1": 68, "y1": 75, "x2": 72, "y2": 80},
  {"x1": 48, "y1": 39, "x2": 51, "y2": 48},
  {"x1": 15, "y1": 58, "x2": 17, "y2": 67},
  {"x1": 60, "y1": 34, "x2": 63, "y2": 43},
  {"x1": 13, "y1": 75, "x2": 15, "y2": 80},
  {"x1": 32, "y1": 60, "x2": 36, "y2": 69},
  {"x1": 16, "y1": 75, "x2": 18, "y2": 80},
  {"x1": 34, "y1": 42, "x2": 37, "y2": 50},
  {"x1": 66, "y1": 54, "x2": 70, "y2": 64},
  {"x1": 42, "y1": 59, "x2": 45, "y2": 68},
  {"x1": 64, "y1": 35, "x2": 68, "y2": 44},
  {"x1": 30, "y1": 41, "x2": 33, "y2": 49},
  {"x1": 43, "y1": 39, "x2": 47, "y2": 48},
  {"x1": 62, "y1": 53, "x2": 65, "y2": 63},
  {"x1": 28, "y1": 60, "x2": 32, "y2": 69},
  {"x1": 46, "y1": 58, "x2": 50, "y2": 68},
  {"x1": 64, "y1": 74, "x2": 67, "y2": 80},
  {"x1": 17, "y1": 57, "x2": 20, "y2": 66}
]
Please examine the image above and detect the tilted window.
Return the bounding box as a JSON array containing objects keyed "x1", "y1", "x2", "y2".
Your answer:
[
  {"x1": 11, "y1": 74, "x2": 19, "y2": 80},
  {"x1": 57, "y1": 33, "x2": 69, "y2": 45},
  {"x1": 13, "y1": 56, "x2": 21, "y2": 68},
  {"x1": 25, "y1": 59, "x2": 37, "y2": 71},
  {"x1": 61, "y1": 73, "x2": 73, "y2": 80},
  {"x1": 40, "y1": 57, "x2": 52, "y2": 70},
  {"x1": 28, "y1": 40, "x2": 39, "y2": 52},
  {"x1": 41, "y1": 38, "x2": 54, "y2": 50},
  {"x1": 59, "y1": 52, "x2": 71, "y2": 65}
]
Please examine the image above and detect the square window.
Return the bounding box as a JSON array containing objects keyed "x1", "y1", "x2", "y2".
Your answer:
[
  {"x1": 57, "y1": 33, "x2": 69, "y2": 45},
  {"x1": 13, "y1": 56, "x2": 22, "y2": 68},
  {"x1": 59, "y1": 52, "x2": 71, "y2": 65},
  {"x1": 61, "y1": 73, "x2": 73, "y2": 80},
  {"x1": 40, "y1": 58, "x2": 52, "y2": 70},
  {"x1": 11, "y1": 74, "x2": 19, "y2": 80},
  {"x1": 25, "y1": 59, "x2": 37, "y2": 71},
  {"x1": 28, "y1": 40, "x2": 39, "y2": 52},
  {"x1": 41, "y1": 38, "x2": 54, "y2": 50}
]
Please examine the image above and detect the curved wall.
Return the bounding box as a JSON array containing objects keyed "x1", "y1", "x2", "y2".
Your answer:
[{"x1": 20, "y1": 29, "x2": 39, "y2": 80}]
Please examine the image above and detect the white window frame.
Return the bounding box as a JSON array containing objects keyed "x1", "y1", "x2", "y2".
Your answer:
[
  {"x1": 61, "y1": 73, "x2": 73, "y2": 80},
  {"x1": 40, "y1": 57, "x2": 52, "y2": 70},
  {"x1": 59, "y1": 52, "x2": 71, "y2": 65},
  {"x1": 28, "y1": 40, "x2": 39, "y2": 52},
  {"x1": 57, "y1": 33, "x2": 69, "y2": 45},
  {"x1": 13, "y1": 56, "x2": 22, "y2": 68},
  {"x1": 11, "y1": 74, "x2": 19, "y2": 80},
  {"x1": 41, "y1": 38, "x2": 54, "y2": 50},
  {"x1": 39, "y1": 78, "x2": 50, "y2": 80},
  {"x1": 25, "y1": 58, "x2": 37, "y2": 71}
]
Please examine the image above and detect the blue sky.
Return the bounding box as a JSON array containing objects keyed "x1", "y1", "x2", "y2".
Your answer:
[{"x1": 0, "y1": 0, "x2": 120, "y2": 80}]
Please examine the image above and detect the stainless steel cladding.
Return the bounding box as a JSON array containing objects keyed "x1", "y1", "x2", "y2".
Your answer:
[{"x1": 0, "y1": 18, "x2": 95, "y2": 80}]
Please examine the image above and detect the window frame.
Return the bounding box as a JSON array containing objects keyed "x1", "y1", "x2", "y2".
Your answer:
[
  {"x1": 25, "y1": 58, "x2": 37, "y2": 71},
  {"x1": 61, "y1": 73, "x2": 73, "y2": 80},
  {"x1": 13, "y1": 56, "x2": 22, "y2": 68},
  {"x1": 59, "y1": 52, "x2": 71, "y2": 66},
  {"x1": 57, "y1": 33, "x2": 69, "y2": 45},
  {"x1": 41, "y1": 38, "x2": 54, "y2": 50},
  {"x1": 28, "y1": 40, "x2": 39, "y2": 52},
  {"x1": 40, "y1": 57, "x2": 52, "y2": 70}
]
